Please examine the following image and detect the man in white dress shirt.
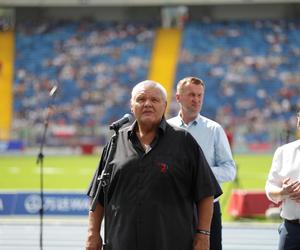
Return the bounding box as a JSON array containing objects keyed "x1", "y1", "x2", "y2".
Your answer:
[
  {"x1": 265, "y1": 110, "x2": 300, "y2": 250},
  {"x1": 168, "y1": 76, "x2": 236, "y2": 250}
]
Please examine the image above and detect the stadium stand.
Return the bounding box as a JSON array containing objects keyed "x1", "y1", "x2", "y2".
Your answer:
[
  {"x1": 171, "y1": 19, "x2": 300, "y2": 151},
  {"x1": 13, "y1": 19, "x2": 157, "y2": 147},
  {"x1": 8, "y1": 5, "x2": 300, "y2": 152}
]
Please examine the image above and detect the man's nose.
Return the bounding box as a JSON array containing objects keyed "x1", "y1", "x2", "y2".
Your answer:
[
  {"x1": 192, "y1": 97, "x2": 200, "y2": 102},
  {"x1": 144, "y1": 99, "x2": 152, "y2": 106},
  {"x1": 195, "y1": 96, "x2": 202, "y2": 102}
]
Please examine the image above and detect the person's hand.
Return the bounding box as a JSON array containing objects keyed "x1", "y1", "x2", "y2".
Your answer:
[
  {"x1": 193, "y1": 233, "x2": 209, "y2": 250},
  {"x1": 281, "y1": 178, "x2": 300, "y2": 202},
  {"x1": 285, "y1": 178, "x2": 300, "y2": 203},
  {"x1": 85, "y1": 231, "x2": 102, "y2": 250},
  {"x1": 289, "y1": 187, "x2": 300, "y2": 202}
]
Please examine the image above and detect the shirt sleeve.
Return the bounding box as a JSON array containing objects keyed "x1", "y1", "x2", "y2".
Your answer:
[
  {"x1": 187, "y1": 133, "x2": 223, "y2": 202},
  {"x1": 211, "y1": 125, "x2": 236, "y2": 184},
  {"x1": 86, "y1": 142, "x2": 111, "y2": 206},
  {"x1": 265, "y1": 146, "x2": 284, "y2": 203}
]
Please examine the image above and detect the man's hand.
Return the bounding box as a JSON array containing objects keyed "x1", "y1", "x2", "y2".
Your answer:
[
  {"x1": 193, "y1": 233, "x2": 209, "y2": 250},
  {"x1": 85, "y1": 232, "x2": 102, "y2": 250},
  {"x1": 281, "y1": 178, "x2": 300, "y2": 202}
]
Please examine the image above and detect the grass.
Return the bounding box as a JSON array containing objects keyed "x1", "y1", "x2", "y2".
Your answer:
[
  {"x1": 0, "y1": 155, "x2": 98, "y2": 191},
  {"x1": 0, "y1": 153, "x2": 274, "y2": 221},
  {"x1": 220, "y1": 154, "x2": 273, "y2": 221}
]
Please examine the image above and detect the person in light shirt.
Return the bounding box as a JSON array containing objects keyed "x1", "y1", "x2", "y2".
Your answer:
[
  {"x1": 265, "y1": 110, "x2": 300, "y2": 250},
  {"x1": 168, "y1": 76, "x2": 236, "y2": 250}
]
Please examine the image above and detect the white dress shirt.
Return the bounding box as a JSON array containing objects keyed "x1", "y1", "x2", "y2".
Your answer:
[{"x1": 265, "y1": 139, "x2": 300, "y2": 220}]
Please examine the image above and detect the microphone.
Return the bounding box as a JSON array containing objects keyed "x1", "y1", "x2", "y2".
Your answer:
[
  {"x1": 45, "y1": 85, "x2": 58, "y2": 120},
  {"x1": 109, "y1": 113, "x2": 133, "y2": 130}
]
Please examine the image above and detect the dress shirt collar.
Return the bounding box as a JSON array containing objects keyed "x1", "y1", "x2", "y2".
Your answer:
[{"x1": 177, "y1": 112, "x2": 200, "y2": 127}]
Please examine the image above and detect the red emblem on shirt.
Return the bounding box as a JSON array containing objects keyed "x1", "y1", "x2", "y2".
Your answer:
[{"x1": 159, "y1": 163, "x2": 168, "y2": 173}]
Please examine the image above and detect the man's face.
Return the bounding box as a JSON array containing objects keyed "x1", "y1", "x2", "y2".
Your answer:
[
  {"x1": 131, "y1": 86, "x2": 167, "y2": 126},
  {"x1": 176, "y1": 82, "x2": 204, "y2": 116}
]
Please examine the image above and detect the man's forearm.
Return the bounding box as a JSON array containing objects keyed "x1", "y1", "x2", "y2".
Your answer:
[
  {"x1": 86, "y1": 202, "x2": 104, "y2": 249},
  {"x1": 196, "y1": 196, "x2": 214, "y2": 231},
  {"x1": 267, "y1": 186, "x2": 284, "y2": 203},
  {"x1": 87, "y1": 202, "x2": 103, "y2": 233},
  {"x1": 193, "y1": 196, "x2": 214, "y2": 250}
]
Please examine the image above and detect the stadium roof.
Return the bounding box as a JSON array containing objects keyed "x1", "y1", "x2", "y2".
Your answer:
[{"x1": 1, "y1": 0, "x2": 300, "y2": 7}]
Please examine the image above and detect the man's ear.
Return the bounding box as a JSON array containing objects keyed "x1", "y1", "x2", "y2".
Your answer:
[
  {"x1": 130, "y1": 100, "x2": 133, "y2": 113},
  {"x1": 175, "y1": 93, "x2": 180, "y2": 103}
]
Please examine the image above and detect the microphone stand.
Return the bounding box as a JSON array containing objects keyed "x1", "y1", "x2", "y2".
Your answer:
[
  {"x1": 36, "y1": 107, "x2": 52, "y2": 250},
  {"x1": 36, "y1": 84, "x2": 57, "y2": 250},
  {"x1": 90, "y1": 126, "x2": 120, "y2": 250}
]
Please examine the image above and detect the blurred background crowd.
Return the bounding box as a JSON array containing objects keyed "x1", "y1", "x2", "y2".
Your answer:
[{"x1": 1, "y1": 2, "x2": 300, "y2": 154}]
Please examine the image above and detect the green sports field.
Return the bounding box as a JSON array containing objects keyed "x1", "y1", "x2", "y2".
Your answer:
[{"x1": 0, "y1": 154, "x2": 274, "y2": 220}]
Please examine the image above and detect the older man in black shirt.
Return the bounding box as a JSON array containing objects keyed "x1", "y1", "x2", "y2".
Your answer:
[{"x1": 85, "y1": 80, "x2": 222, "y2": 250}]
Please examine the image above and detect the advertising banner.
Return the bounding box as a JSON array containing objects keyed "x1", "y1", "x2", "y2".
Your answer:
[{"x1": 0, "y1": 192, "x2": 90, "y2": 216}]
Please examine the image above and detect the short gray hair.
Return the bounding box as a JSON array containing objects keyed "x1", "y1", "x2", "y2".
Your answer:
[
  {"x1": 131, "y1": 80, "x2": 167, "y2": 102},
  {"x1": 176, "y1": 76, "x2": 205, "y2": 94}
]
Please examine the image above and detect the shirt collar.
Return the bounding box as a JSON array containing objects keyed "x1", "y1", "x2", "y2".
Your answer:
[
  {"x1": 177, "y1": 112, "x2": 201, "y2": 127},
  {"x1": 127, "y1": 116, "x2": 167, "y2": 139}
]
